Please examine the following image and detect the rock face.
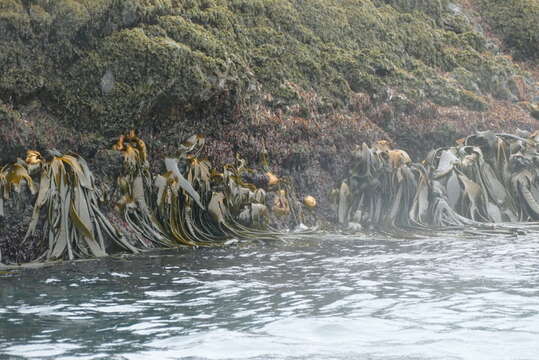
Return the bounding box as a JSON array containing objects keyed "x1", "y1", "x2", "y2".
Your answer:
[{"x1": 1, "y1": 0, "x2": 539, "y2": 228}]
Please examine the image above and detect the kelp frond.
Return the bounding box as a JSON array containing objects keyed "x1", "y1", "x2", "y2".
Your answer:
[
  {"x1": 1, "y1": 160, "x2": 37, "y2": 218},
  {"x1": 111, "y1": 131, "x2": 285, "y2": 249},
  {"x1": 24, "y1": 151, "x2": 138, "y2": 261},
  {"x1": 336, "y1": 130, "x2": 539, "y2": 231},
  {"x1": 3, "y1": 131, "x2": 302, "y2": 264}
]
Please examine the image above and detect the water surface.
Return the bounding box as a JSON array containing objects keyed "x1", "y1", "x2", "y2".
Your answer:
[{"x1": 1, "y1": 232, "x2": 539, "y2": 359}]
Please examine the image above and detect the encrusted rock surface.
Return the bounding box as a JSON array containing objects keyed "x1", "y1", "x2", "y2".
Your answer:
[{"x1": 1, "y1": 0, "x2": 539, "y2": 263}]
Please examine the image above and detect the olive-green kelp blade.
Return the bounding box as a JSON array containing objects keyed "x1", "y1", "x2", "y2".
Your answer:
[
  {"x1": 164, "y1": 158, "x2": 204, "y2": 210},
  {"x1": 335, "y1": 130, "x2": 539, "y2": 232},
  {"x1": 23, "y1": 153, "x2": 138, "y2": 261}
]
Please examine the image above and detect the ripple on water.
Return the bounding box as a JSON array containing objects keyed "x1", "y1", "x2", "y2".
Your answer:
[
  {"x1": 3, "y1": 343, "x2": 81, "y2": 358},
  {"x1": 144, "y1": 290, "x2": 180, "y2": 297},
  {"x1": 1, "y1": 233, "x2": 539, "y2": 359}
]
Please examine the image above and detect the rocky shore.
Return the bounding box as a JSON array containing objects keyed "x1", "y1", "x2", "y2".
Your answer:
[{"x1": 2, "y1": 1, "x2": 539, "y2": 264}]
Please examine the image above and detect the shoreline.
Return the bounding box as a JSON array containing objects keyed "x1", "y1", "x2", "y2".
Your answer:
[{"x1": 4, "y1": 129, "x2": 539, "y2": 266}]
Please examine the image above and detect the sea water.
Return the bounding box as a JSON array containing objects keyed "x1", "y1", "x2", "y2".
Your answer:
[{"x1": 1, "y1": 232, "x2": 539, "y2": 359}]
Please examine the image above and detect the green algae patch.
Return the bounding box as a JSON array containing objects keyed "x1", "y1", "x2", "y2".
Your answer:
[
  {"x1": 478, "y1": 0, "x2": 539, "y2": 62},
  {"x1": 1, "y1": 0, "x2": 533, "y2": 134}
]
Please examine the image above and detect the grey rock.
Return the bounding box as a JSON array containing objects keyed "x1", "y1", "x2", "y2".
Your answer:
[{"x1": 100, "y1": 70, "x2": 115, "y2": 95}]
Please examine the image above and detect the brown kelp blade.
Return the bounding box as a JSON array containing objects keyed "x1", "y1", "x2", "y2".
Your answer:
[
  {"x1": 164, "y1": 158, "x2": 204, "y2": 210},
  {"x1": 336, "y1": 131, "x2": 539, "y2": 232},
  {"x1": 24, "y1": 152, "x2": 138, "y2": 260}
]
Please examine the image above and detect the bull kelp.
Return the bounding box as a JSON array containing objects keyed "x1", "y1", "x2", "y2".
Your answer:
[
  {"x1": 6, "y1": 129, "x2": 539, "y2": 266},
  {"x1": 112, "y1": 131, "x2": 284, "y2": 247},
  {"x1": 0, "y1": 133, "x2": 298, "y2": 265},
  {"x1": 335, "y1": 130, "x2": 539, "y2": 231}
]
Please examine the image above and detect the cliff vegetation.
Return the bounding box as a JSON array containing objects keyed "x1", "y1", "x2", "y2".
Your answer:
[{"x1": 1, "y1": 0, "x2": 539, "y2": 218}]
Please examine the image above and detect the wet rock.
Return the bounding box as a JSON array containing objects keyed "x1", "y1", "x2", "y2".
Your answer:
[
  {"x1": 0, "y1": 196, "x2": 45, "y2": 265},
  {"x1": 100, "y1": 70, "x2": 115, "y2": 95}
]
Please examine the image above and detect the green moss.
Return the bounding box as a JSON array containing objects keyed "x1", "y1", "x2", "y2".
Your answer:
[
  {"x1": 459, "y1": 89, "x2": 489, "y2": 112},
  {"x1": 458, "y1": 32, "x2": 487, "y2": 52},
  {"x1": 0, "y1": 0, "x2": 532, "y2": 134},
  {"x1": 157, "y1": 15, "x2": 227, "y2": 57},
  {"x1": 0, "y1": 104, "x2": 28, "y2": 163},
  {"x1": 376, "y1": 0, "x2": 449, "y2": 22},
  {"x1": 479, "y1": 0, "x2": 539, "y2": 62}
]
